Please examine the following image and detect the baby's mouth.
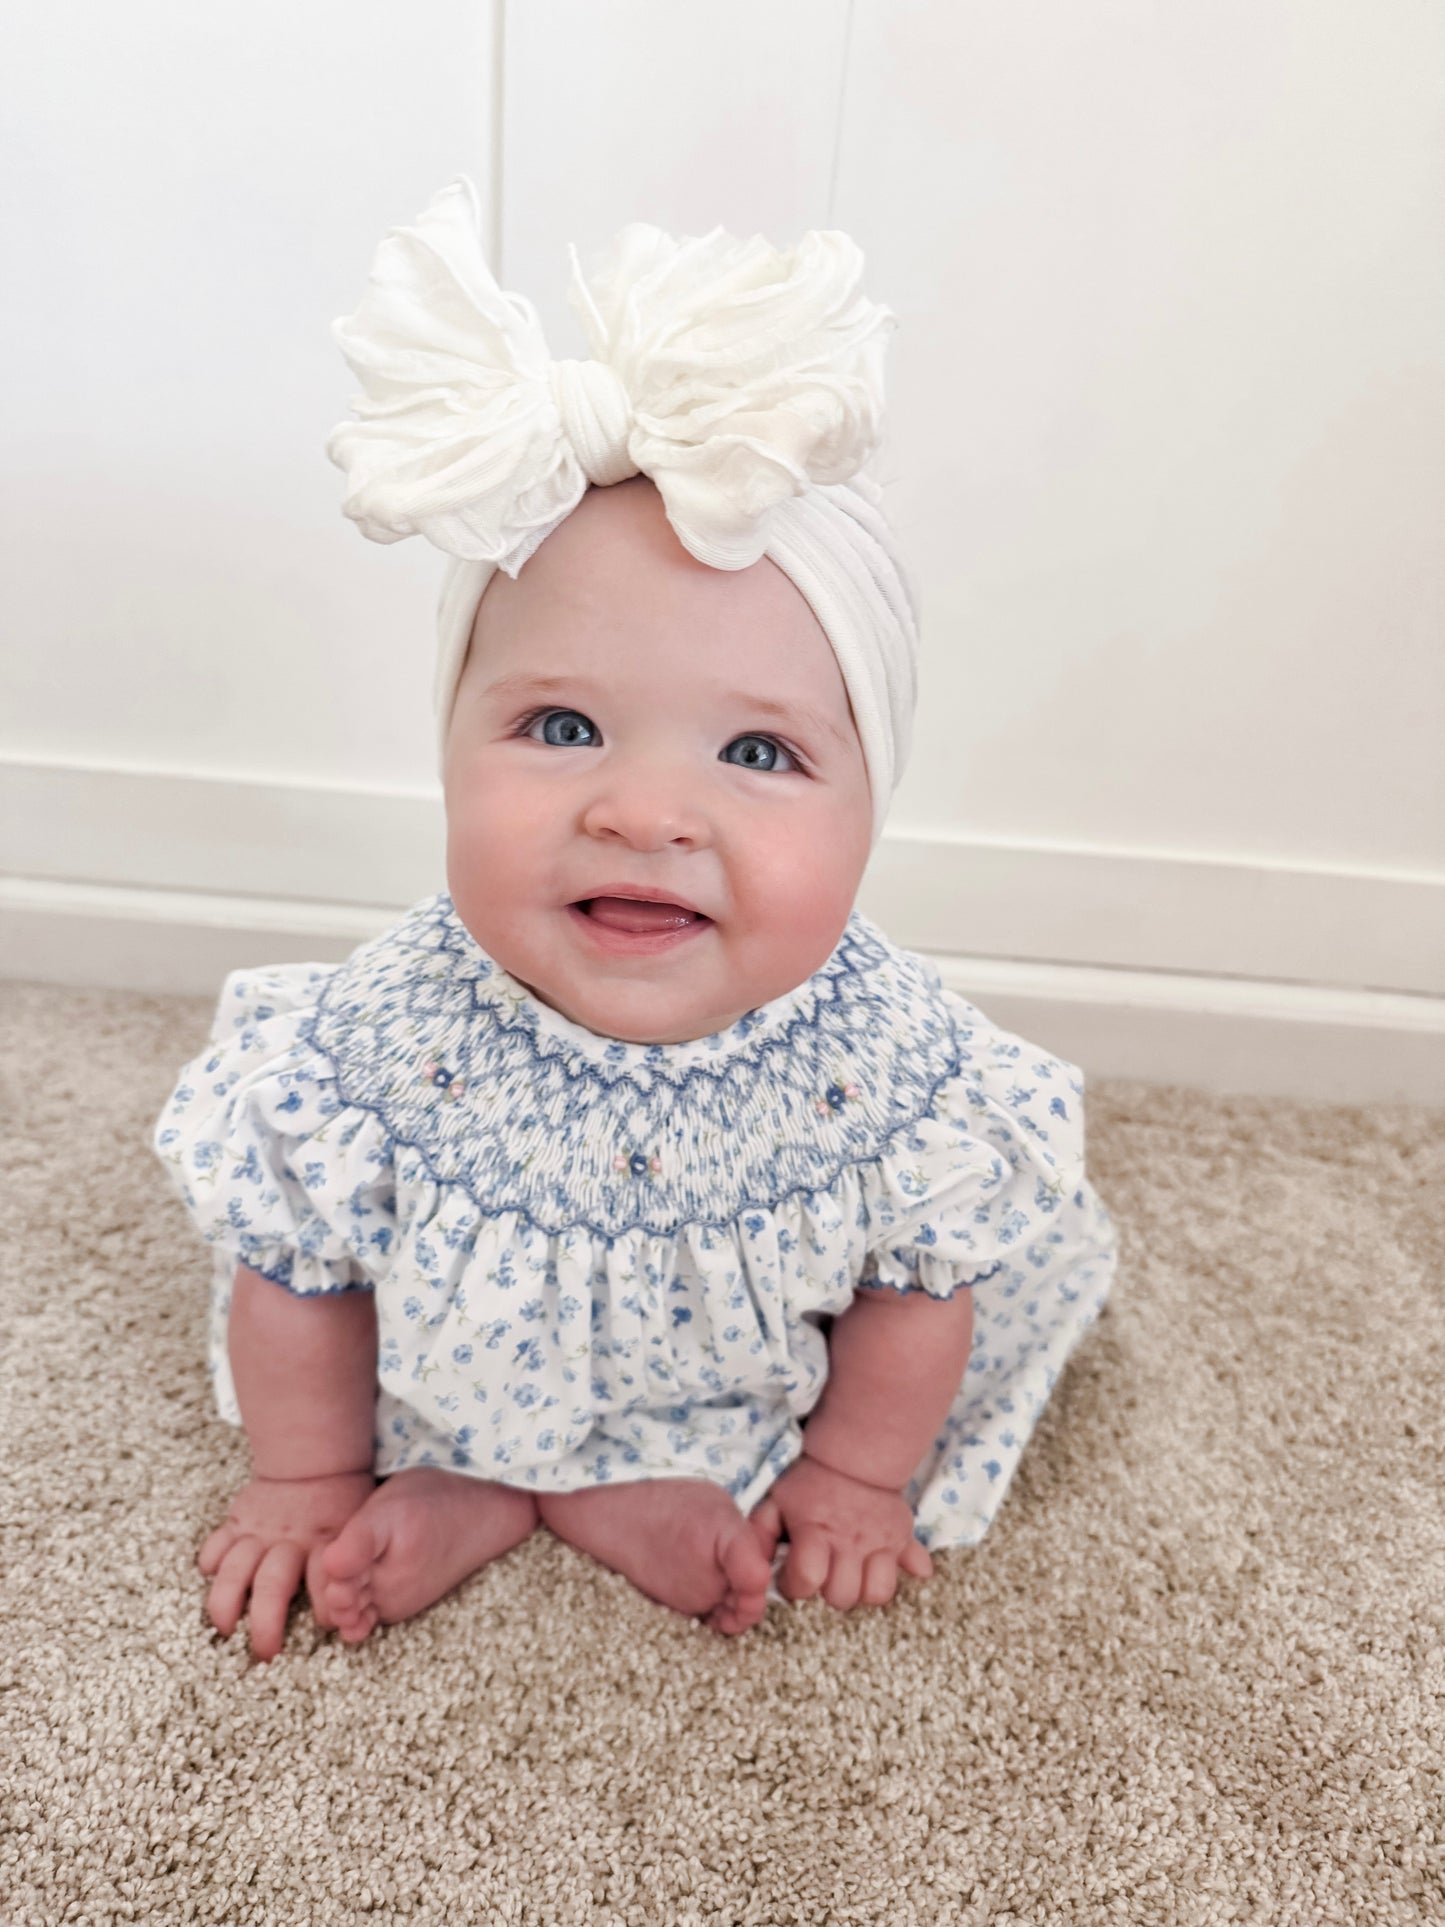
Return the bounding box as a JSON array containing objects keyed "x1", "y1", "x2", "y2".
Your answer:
[{"x1": 573, "y1": 897, "x2": 709, "y2": 934}]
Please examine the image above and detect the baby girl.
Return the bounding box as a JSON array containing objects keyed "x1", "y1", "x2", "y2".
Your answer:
[{"x1": 154, "y1": 181, "x2": 1116, "y2": 1661}]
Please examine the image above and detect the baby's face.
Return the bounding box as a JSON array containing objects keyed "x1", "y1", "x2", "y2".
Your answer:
[{"x1": 443, "y1": 477, "x2": 872, "y2": 1043}]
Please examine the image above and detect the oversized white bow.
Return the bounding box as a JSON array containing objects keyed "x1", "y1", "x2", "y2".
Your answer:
[{"x1": 325, "y1": 178, "x2": 896, "y2": 576}]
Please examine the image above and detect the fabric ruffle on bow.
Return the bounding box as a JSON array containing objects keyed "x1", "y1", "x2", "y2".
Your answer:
[{"x1": 325, "y1": 177, "x2": 897, "y2": 577}]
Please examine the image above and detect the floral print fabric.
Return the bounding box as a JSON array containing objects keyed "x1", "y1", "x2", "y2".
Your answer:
[{"x1": 154, "y1": 896, "x2": 1116, "y2": 1548}]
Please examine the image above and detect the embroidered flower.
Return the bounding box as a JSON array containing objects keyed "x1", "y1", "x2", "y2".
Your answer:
[
  {"x1": 814, "y1": 1079, "x2": 861, "y2": 1116},
  {"x1": 613, "y1": 1148, "x2": 663, "y2": 1180},
  {"x1": 423, "y1": 1060, "x2": 466, "y2": 1099}
]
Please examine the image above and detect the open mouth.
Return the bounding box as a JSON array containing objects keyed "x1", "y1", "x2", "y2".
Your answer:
[{"x1": 572, "y1": 896, "x2": 710, "y2": 935}]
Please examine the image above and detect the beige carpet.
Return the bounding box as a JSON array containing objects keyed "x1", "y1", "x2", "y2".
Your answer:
[{"x1": 2, "y1": 977, "x2": 1441, "y2": 1926}]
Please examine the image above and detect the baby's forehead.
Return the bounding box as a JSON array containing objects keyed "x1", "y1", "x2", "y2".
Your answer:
[{"x1": 476, "y1": 479, "x2": 837, "y2": 683}]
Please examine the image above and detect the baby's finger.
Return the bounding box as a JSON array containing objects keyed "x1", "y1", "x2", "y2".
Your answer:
[
  {"x1": 247, "y1": 1541, "x2": 307, "y2": 1663},
  {"x1": 859, "y1": 1549, "x2": 899, "y2": 1607},
  {"x1": 821, "y1": 1549, "x2": 864, "y2": 1613},
  {"x1": 197, "y1": 1521, "x2": 237, "y2": 1576},
  {"x1": 779, "y1": 1529, "x2": 831, "y2": 1601},
  {"x1": 205, "y1": 1535, "x2": 264, "y2": 1638},
  {"x1": 305, "y1": 1544, "x2": 337, "y2": 1629},
  {"x1": 899, "y1": 1536, "x2": 933, "y2": 1581}
]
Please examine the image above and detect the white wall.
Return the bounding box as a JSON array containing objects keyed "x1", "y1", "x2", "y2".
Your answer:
[
  {"x1": 1, "y1": 0, "x2": 498, "y2": 786},
  {"x1": 3, "y1": 0, "x2": 1442, "y2": 1101}
]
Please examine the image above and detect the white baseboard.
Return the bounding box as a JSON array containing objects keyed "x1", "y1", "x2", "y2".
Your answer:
[{"x1": 3, "y1": 874, "x2": 1441, "y2": 1105}]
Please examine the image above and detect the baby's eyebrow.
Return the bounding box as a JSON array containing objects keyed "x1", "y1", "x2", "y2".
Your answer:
[
  {"x1": 484, "y1": 672, "x2": 599, "y2": 704},
  {"x1": 483, "y1": 671, "x2": 850, "y2": 749},
  {"x1": 742, "y1": 694, "x2": 852, "y2": 750}
]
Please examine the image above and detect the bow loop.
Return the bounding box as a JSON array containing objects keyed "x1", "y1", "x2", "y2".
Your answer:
[{"x1": 326, "y1": 177, "x2": 896, "y2": 576}]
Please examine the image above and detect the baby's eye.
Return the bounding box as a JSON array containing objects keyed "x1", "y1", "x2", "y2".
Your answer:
[
  {"x1": 527, "y1": 708, "x2": 599, "y2": 747},
  {"x1": 721, "y1": 734, "x2": 796, "y2": 773}
]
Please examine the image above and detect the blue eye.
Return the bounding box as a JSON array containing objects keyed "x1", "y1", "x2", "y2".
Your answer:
[
  {"x1": 528, "y1": 708, "x2": 598, "y2": 747},
  {"x1": 721, "y1": 734, "x2": 795, "y2": 773}
]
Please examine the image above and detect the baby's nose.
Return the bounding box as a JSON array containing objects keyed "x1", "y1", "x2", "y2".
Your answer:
[{"x1": 580, "y1": 760, "x2": 711, "y2": 851}]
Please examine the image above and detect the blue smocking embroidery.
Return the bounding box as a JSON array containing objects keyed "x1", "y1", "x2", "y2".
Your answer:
[{"x1": 299, "y1": 894, "x2": 967, "y2": 1239}]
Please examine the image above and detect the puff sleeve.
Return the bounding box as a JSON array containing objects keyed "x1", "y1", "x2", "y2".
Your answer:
[
  {"x1": 152, "y1": 964, "x2": 397, "y2": 1296},
  {"x1": 855, "y1": 1004, "x2": 1088, "y2": 1300}
]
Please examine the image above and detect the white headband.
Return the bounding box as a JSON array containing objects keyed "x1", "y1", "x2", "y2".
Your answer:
[{"x1": 325, "y1": 178, "x2": 921, "y2": 843}]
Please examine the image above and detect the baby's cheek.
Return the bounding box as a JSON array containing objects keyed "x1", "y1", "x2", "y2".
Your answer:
[{"x1": 741, "y1": 818, "x2": 863, "y2": 974}]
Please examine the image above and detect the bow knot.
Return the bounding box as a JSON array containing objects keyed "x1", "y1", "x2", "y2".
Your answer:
[
  {"x1": 547, "y1": 358, "x2": 638, "y2": 489},
  {"x1": 326, "y1": 177, "x2": 895, "y2": 577}
]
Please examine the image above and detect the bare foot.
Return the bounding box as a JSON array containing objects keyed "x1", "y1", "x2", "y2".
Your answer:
[
  {"x1": 313, "y1": 1469, "x2": 539, "y2": 1644},
  {"x1": 537, "y1": 1479, "x2": 775, "y2": 1635}
]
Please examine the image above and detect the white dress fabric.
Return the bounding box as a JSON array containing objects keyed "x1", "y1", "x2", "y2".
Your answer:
[{"x1": 154, "y1": 896, "x2": 1117, "y2": 1550}]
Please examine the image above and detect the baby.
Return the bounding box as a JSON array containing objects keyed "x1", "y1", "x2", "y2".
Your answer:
[{"x1": 154, "y1": 183, "x2": 1117, "y2": 1661}]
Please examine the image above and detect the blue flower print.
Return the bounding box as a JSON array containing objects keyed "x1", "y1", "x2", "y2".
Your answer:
[
  {"x1": 671, "y1": 1307, "x2": 693, "y2": 1329},
  {"x1": 229, "y1": 1145, "x2": 264, "y2": 1186},
  {"x1": 1049, "y1": 1096, "x2": 1069, "y2": 1121}
]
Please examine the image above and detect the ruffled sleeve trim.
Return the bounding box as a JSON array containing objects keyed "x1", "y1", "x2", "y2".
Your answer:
[{"x1": 857, "y1": 1254, "x2": 1003, "y2": 1301}]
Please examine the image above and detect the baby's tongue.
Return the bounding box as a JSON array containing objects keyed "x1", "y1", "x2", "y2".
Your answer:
[{"x1": 585, "y1": 896, "x2": 700, "y2": 933}]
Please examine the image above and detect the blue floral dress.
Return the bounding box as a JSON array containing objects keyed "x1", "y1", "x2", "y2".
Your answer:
[{"x1": 153, "y1": 894, "x2": 1116, "y2": 1551}]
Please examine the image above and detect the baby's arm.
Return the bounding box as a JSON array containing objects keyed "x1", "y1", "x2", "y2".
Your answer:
[
  {"x1": 752, "y1": 1284, "x2": 974, "y2": 1610},
  {"x1": 196, "y1": 1266, "x2": 378, "y2": 1659},
  {"x1": 802, "y1": 1283, "x2": 975, "y2": 1490}
]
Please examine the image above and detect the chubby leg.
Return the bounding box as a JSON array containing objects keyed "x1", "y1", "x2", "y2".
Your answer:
[
  {"x1": 314, "y1": 1470, "x2": 540, "y2": 1644},
  {"x1": 538, "y1": 1479, "x2": 774, "y2": 1636}
]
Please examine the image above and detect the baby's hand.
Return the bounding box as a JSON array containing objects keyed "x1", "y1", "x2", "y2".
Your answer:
[
  {"x1": 750, "y1": 1453, "x2": 932, "y2": 1612},
  {"x1": 197, "y1": 1470, "x2": 375, "y2": 1662}
]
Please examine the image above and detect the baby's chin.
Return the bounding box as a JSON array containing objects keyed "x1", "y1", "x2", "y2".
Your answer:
[{"x1": 536, "y1": 976, "x2": 753, "y2": 1046}]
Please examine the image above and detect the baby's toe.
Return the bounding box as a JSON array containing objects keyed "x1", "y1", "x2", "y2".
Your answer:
[
  {"x1": 707, "y1": 1586, "x2": 769, "y2": 1636},
  {"x1": 320, "y1": 1510, "x2": 382, "y2": 1585},
  {"x1": 334, "y1": 1602, "x2": 379, "y2": 1646},
  {"x1": 721, "y1": 1519, "x2": 774, "y2": 1601}
]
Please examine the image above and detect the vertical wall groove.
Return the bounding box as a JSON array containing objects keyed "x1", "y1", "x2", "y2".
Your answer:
[
  {"x1": 490, "y1": 0, "x2": 508, "y2": 275},
  {"x1": 826, "y1": 0, "x2": 856, "y2": 225}
]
